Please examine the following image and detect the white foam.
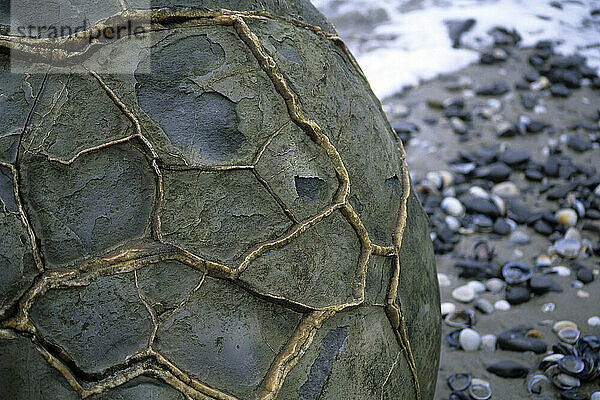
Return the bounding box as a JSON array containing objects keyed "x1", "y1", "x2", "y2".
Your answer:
[{"x1": 313, "y1": 0, "x2": 600, "y2": 99}]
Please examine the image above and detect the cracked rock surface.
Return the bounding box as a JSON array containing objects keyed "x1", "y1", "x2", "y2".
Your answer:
[{"x1": 0, "y1": 1, "x2": 440, "y2": 399}]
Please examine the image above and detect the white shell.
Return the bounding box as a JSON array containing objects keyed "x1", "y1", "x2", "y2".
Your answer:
[
  {"x1": 441, "y1": 197, "x2": 465, "y2": 217},
  {"x1": 467, "y1": 281, "x2": 486, "y2": 294},
  {"x1": 494, "y1": 300, "x2": 510, "y2": 311},
  {"x1": 459, "y1": 328, "x2": 481, "y2": 351},
  {"x1": 468, "y1": 186, "x2": 489, "y2": 199},
  {"x1": 492, "y1": 181, "x2": 519, "y2": 198},
  {"x1": 551, "y1": 265, "x2": 571, "y2": 277},
  {"x1": 556, "y1": 208, "x2": 578, "y2": 227},
  {"x1": 485, "y1": 278, "x2": 505, "y2": 293}
]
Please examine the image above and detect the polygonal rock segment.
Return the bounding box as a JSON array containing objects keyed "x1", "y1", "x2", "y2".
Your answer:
[
  {"x1": 136, "y1": 261, "x2": 204, "y2": 315},
  {"x1": 278, "y1": 307, "x2": 415, "y2": 399},
  {"x1": 396, "y1": 191, "x2": 441, "y2": 400},
  {"x1": 239, "y1": 210, "x2": 361, "y2": 309},
  {"x1": 161, "y1": 169, "x2": 292, "y2": 266},
  {"x1": 255, "y1": 121, "x2": 338, "y2": 220},
  {"x1": 21, "y1": 142, "x2": 155, "y2": 268},
  {"x1": 0, "y1": 167, "x2": 38, "y2": 317},
  {"x1": 30, "y1": 273, "x2": 154, "y2": 375},
  {"x1": 364, "y1": 255, "x2": 393, "y2": 306},
  {"x1": 0, "y1": 335, "x2": 79, "y2": 400},
  {"x1": 0, "y1": 54, "x2": 45, "y2": 164},
  {"x1": 135, "y1": 27, "x2": 290, "y2": 167},
  {"x1": 22, "y1": 72, "x2": 134, "y2": 163},
  {"x1": 249, "y1": 19, "x2": 406, "y2": 245},
  {"x1": 88, "y1": 376, "x2": 186, "y2": 400},
  {"x1": 155, "y1": 276, "x2": 302, "y2": 399}
]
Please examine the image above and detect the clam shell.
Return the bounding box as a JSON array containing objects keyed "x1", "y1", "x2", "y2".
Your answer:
[
  {"x1": 502, "y1": 262, "x2": 533, "y2": 285},
  {"x1": 553, "y1": 321, "x2": 578, "y2": 333},
  {"x1": 447, "y1": 372, "x2": 471, "y2": 391},
  {"x1": 527, "y1": 374, "x2": 550, "y2": 394},
  {"x1": 558, "y1": 327, "x2": 581, "y2": 344},
  {"x1": 557, "y1": 355, "x2": 585, "y2": 375},
  {"x1": 556, "y1": 208, "x2": 578, "y2": 227},
  {"x1": 468, "y1": 378, "x2": 491, "y2": 400}
]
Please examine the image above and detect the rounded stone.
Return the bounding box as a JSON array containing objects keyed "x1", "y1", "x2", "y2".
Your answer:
[
  {"x1": 441, "y1": 196, "x2": 465, "y2": 216},
  {"x1": 459, "y1": 328, "x2": 481, "y2": 351},
  {"x1": 0, "y1": 2, "x2": 442, "y2": 399},
  {"x1": 494, "y1": 300, "x2": 511, "y2": 311},
  {"x1": 481, "y1": 334, "x2": 497, "y2": 351},
  {"x1": 452, "y1": 285, "x2": 477, "y2": 303}
]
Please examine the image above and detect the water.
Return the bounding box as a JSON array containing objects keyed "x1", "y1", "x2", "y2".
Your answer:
[{"x1": 312, "y1": 0, "x2": 600, "y2": 99}]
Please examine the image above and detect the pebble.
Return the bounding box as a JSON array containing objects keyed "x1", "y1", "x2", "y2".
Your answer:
[
  {"x1": 474, "y1": 298, "x2": 494, "y2": 314},
  {"x1": 576, "y1": 289, "x2": 589, "y2": 298},
  {"x1": 535, "y1": 255, "x2": 552, "y2": 267},
  {"x1": 561, "y1": 390, "x2": 588, "y2": 400},
  {"x1": 567, "y1": 135, "x2": 592, "y2": 152},
  {"x1": 450, "y1": 117, "x2": 468, "y2": 134},
  {"x1": 509, "y1": 230, "x2": 531, "y2": 244},
  {"x1": 552, "y1": 238, "x2": 581, "y2": 258},
  {"x1": 505, "y1": 199, "x2": 534, "y2": 224},
  {"x1": 498, "y1": 148, "x2": 530, "y2": 166},
  {"x1": 505, "y1": 286, "x2": 531, "y2": 305},
  {"x1": 452, "y1": 285, "x2": 477, "y2": 303},
  {"x1": 445, "y1": 215, "x2": 461, "y2": 232},
  {"x1": 492, "y1": 181, "x2": 519, "y2": 197},
  {"x1": 592, "y1": 393, "x2": 600, "y2": 400},
  {"x1": 576, "y1": 267, "x2": 594, "y2": 284},
  {"x1": 481, "y1": 334, "x2": 497, "y2": 351},
  {"x1": 486, "y1": 360, "x2": 529, "y2": 378},
  {"x1": 468, "y1": 186, "x2": 489, "y2": 199},
  {"x1": 475, "y1": 162, "x2": 512, "y2": 182},
  {"x1": 494, "y1": 300, "x2": 511, "y2": 311},
  {"x1": 498, "y1": 326, "x2": 547, "y2": 353},
  {"x1": 551, "y1": 83, "x2": 571, "y2": 97},
  {"x1": 438, "y1": 273, "x2": 452, "y2": 287},
  {"x1": 464, "y1": 197, "x2": 501, "y2": 218},
  {"x1": 441, "y1": 197, "x2": 465, "y2": 216},
  {"x1": 459, "y1": 328, "x2": 481, "y2": 351},
  {"x1": 541, "y1": 303, "x2": 555, "y2": 313},
  {"x1": 493, "y1": 218, "x2": 512, "y2": 235},
  {"x1": 441, "y1": 302, "x2": 456, "y2": 316},
  {"x1": 587, "y1": 316, "x2": 600, "y2": 326},
  {"x1": 486, "y1": 278, "x2": 505, "y2": 293},
  {"x1": 556, "y1": 208, "x2": 578, "y2": 227},
  {"x1": 550, "y1": 265, "x2": 572, "y2": 277},
  {"x1": 528, "y1": 276, "x2": 563, "y2": 294},
  {"x1": 467, "y1": 280, "x2": 486, "y2": 293}
]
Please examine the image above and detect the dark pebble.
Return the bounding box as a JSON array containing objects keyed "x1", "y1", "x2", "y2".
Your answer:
[
  {"x1": 560, "y1": 390, "x2": 588, "y2": 400},
  {"x1": 525, "y1": 169, "x2": 544, "y2": 181},
  {"x1": 454, "y1": 259, "x2": 500, "y2": 280},
  {"x1": 525, "y1": 120, "x2": 548, "y2": 133},
  {"x1": 445, "y1": 18, "x2": 477, "y2": 48},
  {"x1": 576, "y1": 267, "x2": 594, "y2": 284},
  {"x1": 523, "y1": 71, "x2": 540, "y2": 82},
  {"x1": 476, "y1": 81, "x2": 510, "y2": 96},
  {"x1": 533, "y1": 219, "x2": 554, "y2": 235},
  {"x1": 546, "y1": 182, "x2": 577, "y2": 200},
  {"x1": 498, "y1": 326, "x2": 547, "y2": 353},
  {"x1": 474, "y1": 162, "x2": 512, "y2": 182},
  {"x1": 506, "y1": 199, "x2": 535, "y2": 224},
  {"x1": 497, "y1": 122, "x2": 520, "y2": 137},
  {"x1": 567, "y1": 135, "x2": 592, "y2": 152},
  {"x1": 489, "y1": 26, "x2": 521, "y2": 46},
  {"x1": 549, "y1": 68, "x2": 582, "y2": 88},
  {"x1": 486, "y1": 361, "x2": 529, "y2": 378},
  {"x1": 464, "y1": 197, "x2": 501, "y2": 218},
  {"x1": 493, "y1": 218, "x2": 512, "y2": 235},
  {"x1": 520, "y1": 95, "x2": 537, "y2": 110},
  {"x1": 550, "y1": 84, "x2": 571, "y2": 97},
  {"x1": 505, "y1": 286, "x2": 531, "y2": 305},
  {"x1": 515, "y1": 81, "x2": 529, "y2": 90},
  {"x1": 449, "y1": 391, "x2": 470, "y2": 400},
  {"x1": 544, "y1": 155, "x2": 561, "y2": 177},
  {"x1": 587, "y1": 209, "x2": 600, "y2": 219},
  {"x1": 528, "y1": 276, "x2": 563, "y2": 294},
  {"x1": 499, "y1": 148, "x2": 530, "y2": 166},
  {"x1": 393, "y1": 121, "x2": 420, "y2": 134}
]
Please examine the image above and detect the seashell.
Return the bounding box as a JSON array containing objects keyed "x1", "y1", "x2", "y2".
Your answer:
[
  {"x1": 441, "y1": 302, "x2": 456, "y2": 316},
  {"x1": 541, "y1": 302, "x2": 555, "y2": 313},
  {"x1": 441, "y1": 197, "x2": 465, "y2": 217},
  {"x1": 552, "y1": 373, "x2": 580, "y2": 390},
  {"x1": 447, "y1": 373, "x2": 471, "y2": 391},
  {"x1": 481, "y1": 334, "x2": 497, "y2": 352},
  {"x1": 445, "y1": 310, "x2": 476, "y2": 328},
  {"x1": 526, "y1": 330, "x2": 544, "y2": 339},
  {"x1": 587, "y1": 316, "x2": 600, "y2": 327},
  {"x1": 502, "y1": 262, "x2": 533, "y2": 285},
  {"x1": 468, "y1": 186, "x2": 489, "y2": 199},
  {"x1": 550, "y1": 265, "x2": 571, "y2": 277},
  {"x1": 472, "y1": 239, "x2": 494, "y2": 261},
  {"x1": 591, "y1": 392, "x2": 600, "y2": 400},
  {"x1": 468, "y1": 378, "x2": 491, "y2": 400},
  {"x1": 527, "y1": 374, "x2": 550, "y2": 394},
  {"x1": 492, "y1": 182, "x2": 518, "y2": 198},
  {"x1": 552, "y1": 238, "x2": 581, "y2": 258},
  {"x1": 473, "y1": 215, "x2": 494, "y2": 232},
  {"x1": 540, "y1": 354, "x2": 564, "y2": 371},
  {"x1": 558, "y1": 355, "x2": 585, "y2": 376},
  {"x1": 446, "y1": 329, "x2": 462, "y2": 349},
  {"x1": 553, "y1": 321, "x2": 578, "y2": 333},
  {"x1": 535, "y1": 255, "x2": 552, "y2": 267},
  {"x1": 489, "y1": 194, "x2": 506, "y2": 215},
  {"x1": 558, "y1": 327, "x2": 581, "y2": 344},
  {"x1": 459, "y1": 328, "x2": 481, "y2": 351},
  {"x1": 556, "y1": 208, "x2": 578, "y2": 227},
  {"x1": 485, "y1": 278, "x2": 504, "y2": 293},
  {"x1": 494, "y1": 300, "x2": 510, "y2": 311},
  {"x1": 564, "y1": 227, "x2": 581, "y2": 242},
  {"x1": 452, "y1": 285, "x2": 476, "y2": 303}
]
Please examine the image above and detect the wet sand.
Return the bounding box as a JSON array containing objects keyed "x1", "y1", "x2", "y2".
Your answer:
[{"x1": 381, "y1": 47, "x2": 600, "y2": 399}]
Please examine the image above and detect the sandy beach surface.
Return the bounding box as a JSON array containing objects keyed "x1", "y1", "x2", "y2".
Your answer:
[{"x1": 381, "y1": 45, "x2": 600, "y2": 399}]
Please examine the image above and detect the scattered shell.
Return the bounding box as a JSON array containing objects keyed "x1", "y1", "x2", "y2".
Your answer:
[
  {"x1": 472, "y1": 239, "x2": 494, "y2": 260},
  {"x1": 552, "y1": 238, "x2": 581, "y2": 258},
  {"x1": 553, "y1": 321, "x2": 578, "y2": 333},
  {"x1": 485, "y1": 278, "x2": 505, "y2": 293},
  {"x1": 558, "y1": 355, "x2": 585, "y2": 375},
  {"x1": 445, "y1": 310, "x2": 476, "y2": 328},
  {"x1": 445, "y1": 215, "x2": 461, "y2": 232},
  {"x1": 551, "y1": 265, "x2": 571, "y2": 277},
  {"x1": 441, "y1": 197, "x2": 465, "y2": 217},
  {"x1": 469, "y1": 378, "x2": 492, "y2": 400},
  {"x1": 587, "y1": 316, "x2": 600, "y2": 327},
  {"x1": 541, "y1": 303, "x2": 556, "y2": 313},
  {"x1": 452, "y1": 285, "x2": 477, "y2": 303},
  {"x1": 540, "y1": 354, "x2": 565, "y2": 371},
  {"x1": 438, "y1": 273, "x2": 451, "y2": 287},
  {"x1": 468, "y1": 186, "x2": 489, "y2": 199},
  {"x1": 494, "y1": 300, "x2": 511, "y2": 311},
  {"x1": 527, "y1": 374, "x2": 550, "y2": 394},
  {"x1": 535, "y1": 255, "x2": 552, "y2": 267},
  {"x1": 502, "y1": 262, "x2": 533, "y2": 284},
  {"x1": 577, "y1": 289, "x2": 589, "y2": 298},
  {"x1": 492, "y1": 181, "x2": 519, "y2": 197},
  {"x1": 556, "y1": 209, "x2": 578, "y2": 227},
  {"x1": 553, "y1": 373, "x2": 580, "y2": 390},
  {"x1": 558, "y1": 327, "x2": 581, "y2": 344},
  {"x1": 467, "y1": 280, "x2": 487, "y2": 294},
  {"x1": 447, "y1": 373, "x2": 471, "y2": 391},
  {"x1": 459, "y1": 328, "x2": 481, "y2": 351},
  {"x1": 441, "y1": 302, "x2": 456, "y2": 316},
  {"x1": 481, "y1": 334, "x2": 497, "y2": 352}
]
